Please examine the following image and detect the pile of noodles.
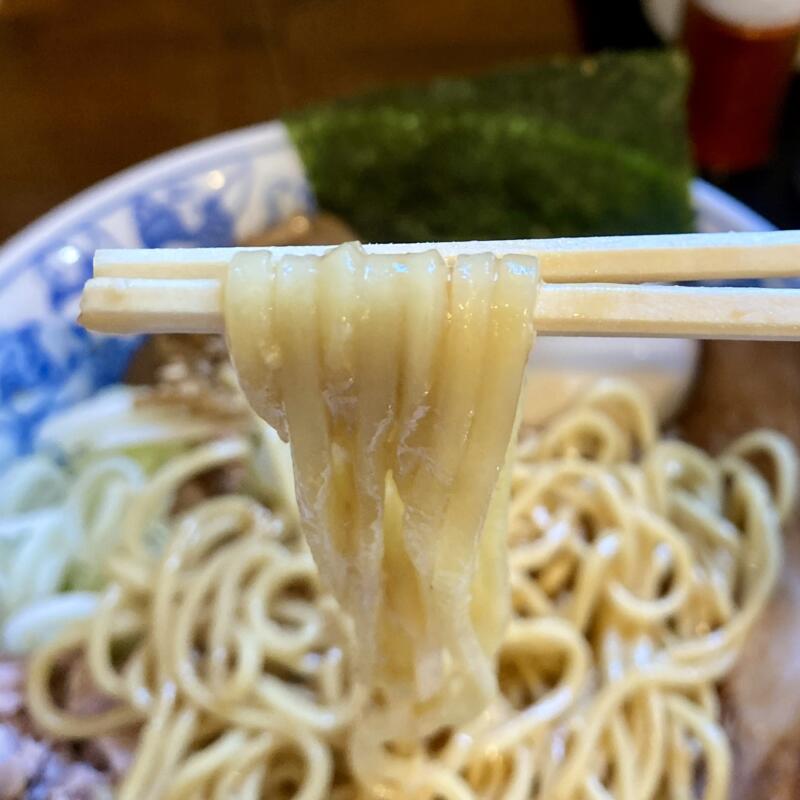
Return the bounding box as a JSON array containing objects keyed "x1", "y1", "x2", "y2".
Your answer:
[{"x1": 26, "y1": 378, "x2": 796, "y2": 800}]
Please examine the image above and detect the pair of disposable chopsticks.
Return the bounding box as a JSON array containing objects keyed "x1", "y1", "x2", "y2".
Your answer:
[{"x1": 79, "y1": 231, "x2": 800, "y2": 340}]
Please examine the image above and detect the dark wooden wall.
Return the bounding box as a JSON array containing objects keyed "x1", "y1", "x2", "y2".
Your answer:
[{"x1": 0, "y1": 0, "x2": 580, "y2": 241}]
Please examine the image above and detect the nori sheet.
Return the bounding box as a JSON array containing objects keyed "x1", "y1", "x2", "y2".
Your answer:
[{"x1": 286, "y1": 50, "x2": 693, "y2": 242}]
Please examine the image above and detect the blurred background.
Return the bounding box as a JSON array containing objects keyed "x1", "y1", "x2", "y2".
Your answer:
[
  {"x1": 1, "y1": 0, "x2": 799, "y2": 242},
  {"x1": 5, "y1": 6, "x2": 800, "y2": 800}
]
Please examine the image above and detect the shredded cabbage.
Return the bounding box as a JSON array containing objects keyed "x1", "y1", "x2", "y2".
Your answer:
[
  {"x1": 37, "y1": 385, "x2": 246, "y2": 455},
  {"x1": 0, "y1": 452, "x2": 143, "y2": 652},
  {"x1": 0, "y1": 384, "x2": 297, "y2": 653},
  {"x1": 3, "y1": 592, "x2": 99, "y2": 653}
]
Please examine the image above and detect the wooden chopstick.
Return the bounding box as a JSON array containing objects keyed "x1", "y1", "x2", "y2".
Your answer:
[
  {"x1": 534, "y1": 283, "x2": 800, "y2": 339},
  {"x1": 93, "y1": 230, "x2": 800, "y2": 284},
  {"x1": 83, "y1": 278, "x2": 224, "y2": 335},
  {"x1": 79, "y1": 277, "x2": 800, "y2": 341},
  {"x1": 79, "y1": 233, "x2": 800, "y2": 341}
]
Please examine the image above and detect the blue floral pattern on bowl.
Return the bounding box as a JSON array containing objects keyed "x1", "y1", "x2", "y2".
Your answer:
[
  {"x1": 0, "y1": 118, "x2": 783, "y2": 466},
  {"x1": 0, "y1": 122, "x2": 312, "y2": 465}
]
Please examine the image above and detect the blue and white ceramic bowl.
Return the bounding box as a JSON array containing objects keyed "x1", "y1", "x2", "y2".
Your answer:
[{"x1": 0, "y1": 120, "x2": 778, "y2": 465}]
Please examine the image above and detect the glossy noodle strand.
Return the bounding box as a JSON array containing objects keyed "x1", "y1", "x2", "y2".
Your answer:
[{"x1": 226, "y1": 243, "x2": 539, "y2": 738}]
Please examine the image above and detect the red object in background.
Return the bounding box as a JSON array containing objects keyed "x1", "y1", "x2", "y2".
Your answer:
[{"x1": 684, "y1": 1, "x2": 800, "y2": 173}]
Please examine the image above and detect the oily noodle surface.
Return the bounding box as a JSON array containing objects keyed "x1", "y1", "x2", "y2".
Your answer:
[
  {"x1": 27, "y1": 377, "x2": 797, "y2": 799},
  {"x1": 224, "y1": 242, "x2": 539, "y2": 737}
]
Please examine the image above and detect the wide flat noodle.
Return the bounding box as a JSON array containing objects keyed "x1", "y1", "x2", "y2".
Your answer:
[{"x1": 225, "y1": 242, "x2": 538, "y2": 734}]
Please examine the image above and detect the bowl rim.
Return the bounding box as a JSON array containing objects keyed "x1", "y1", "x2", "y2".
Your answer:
[
  {"x1": 0, "y1": 120, "x2": 774, "y2": 295},
  {"x1": 0, "y1": 121, "x2": 289, "y2": 295},
  {"x1": 691, "y1": 178, "x2": 774, "y2": 233}
]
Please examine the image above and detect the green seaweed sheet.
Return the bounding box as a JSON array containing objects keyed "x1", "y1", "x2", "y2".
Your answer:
[{"x1": 286, "y1": 50, "x2": 693, "y2": 243}]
